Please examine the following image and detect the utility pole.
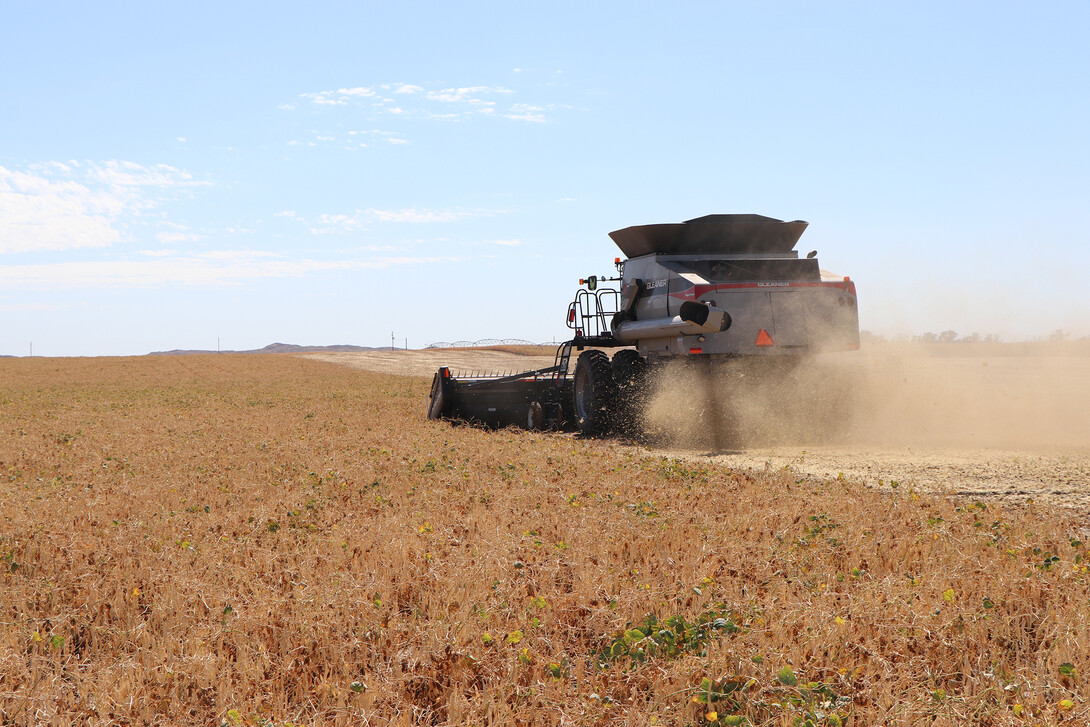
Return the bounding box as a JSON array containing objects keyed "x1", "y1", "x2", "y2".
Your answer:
[{"x1": 391, "y1": 331, "x2": 395, "y2": 349}]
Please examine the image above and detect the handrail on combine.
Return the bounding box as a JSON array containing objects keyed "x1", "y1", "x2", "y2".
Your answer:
[
  {"x1": 566, "y1": 288, "x2": 620, "y2": 339},
  {"x1": 552, "y1": 340, "x2": 573, "y2": 382}
]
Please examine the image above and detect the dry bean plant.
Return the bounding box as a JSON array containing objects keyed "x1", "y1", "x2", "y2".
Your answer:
[{"x1": 1, "y1": 354, "x2": 1087, "y2": 726}]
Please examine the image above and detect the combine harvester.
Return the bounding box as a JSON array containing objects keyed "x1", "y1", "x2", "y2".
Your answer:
[{"x1": 427, "y1": 214, "x2": 859, "y2": 436}]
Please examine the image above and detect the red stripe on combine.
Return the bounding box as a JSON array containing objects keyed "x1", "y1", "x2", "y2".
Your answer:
[{"x1": 672, "y1": 281, "x2": 853, "y2": 300}]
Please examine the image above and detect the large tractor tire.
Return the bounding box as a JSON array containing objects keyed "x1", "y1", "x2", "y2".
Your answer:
[
  {"x1": 611, "y1": 349, "x2": 647, "y2": 388},
  {"x1": 573, "y1": 350, "x2": 619, "y2": 436},
  {"x1": 611, "y1": 349, "x2": 649, "y2": 437}
]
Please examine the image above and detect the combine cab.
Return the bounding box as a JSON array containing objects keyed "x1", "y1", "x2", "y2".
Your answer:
[{"x1": 427, "y1": 214, "x2": 859, "y2": 435}]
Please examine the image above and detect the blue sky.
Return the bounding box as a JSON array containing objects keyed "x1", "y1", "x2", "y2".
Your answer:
[{"x1": 2, "y1": 2, "x2": 1088, "y2": 356}]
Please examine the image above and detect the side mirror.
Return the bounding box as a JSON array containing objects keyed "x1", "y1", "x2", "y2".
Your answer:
[{"x1": 586, "y1": 275, "x2": 597, "y2": 291}]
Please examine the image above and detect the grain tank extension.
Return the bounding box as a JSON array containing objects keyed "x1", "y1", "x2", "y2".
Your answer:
[{"x1": 427, "y1": 214, "x2": 859, "y2": 435}]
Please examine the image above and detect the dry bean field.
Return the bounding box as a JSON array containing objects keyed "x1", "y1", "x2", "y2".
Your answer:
[{"x1": 2, "y1": 353, "x2": 1088, "y2": 726}]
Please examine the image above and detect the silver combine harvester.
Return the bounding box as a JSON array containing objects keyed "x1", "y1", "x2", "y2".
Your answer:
[{"x1": 427, "y1": 214, "x2": 859, "y2": 436}]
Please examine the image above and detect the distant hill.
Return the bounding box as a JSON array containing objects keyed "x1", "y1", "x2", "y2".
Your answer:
[{"x1": 148, "y1": 342, "x2": 399, "y2": 355}]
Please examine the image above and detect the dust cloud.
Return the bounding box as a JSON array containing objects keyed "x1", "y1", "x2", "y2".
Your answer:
[
  {"x1": 643, "y1": 342, "x2": 1090, "y2": 451},
  {"x1": 643, "y1": 342, "x2": 1090, "y2": 513}
]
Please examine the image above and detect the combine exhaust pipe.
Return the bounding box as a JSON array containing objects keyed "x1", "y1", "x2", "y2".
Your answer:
[{"x1": 613, "y1": 301, "x2": 731, "y2": 343}]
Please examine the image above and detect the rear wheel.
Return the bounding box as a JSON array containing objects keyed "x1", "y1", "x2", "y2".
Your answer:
[
  {"x1": 573, "y1": 350, "x2": 618, "y2": 436},
  {"x1": 611, "y1": 349, "x2": 647, "y2": 387},
  {"x1": 611, "y1": 349, "x2": 649, "y2": 437}
]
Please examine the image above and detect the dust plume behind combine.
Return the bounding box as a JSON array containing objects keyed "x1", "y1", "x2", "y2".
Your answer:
[{"x1": 643, "y1": 341, "x2": 1090, "y2": 452}]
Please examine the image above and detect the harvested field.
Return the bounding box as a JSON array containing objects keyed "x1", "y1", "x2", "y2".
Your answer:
[
  {"x1": 2, "y1": 353, "x2": 1090, "y2": 725},
  {"x1": 307, "y1": 346, "x2": 559, "y2": 380}
]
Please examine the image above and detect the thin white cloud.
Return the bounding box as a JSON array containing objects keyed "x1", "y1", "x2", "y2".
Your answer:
[
  {"x1": 301, "y1": 91, "x2": 348, "y2": 106},
  {"x1": 0, "y1": 168, "x2": 120, "y2": 253},
  {"x1": 0, "y1": 302, "x2": 69, "y2": 312},
  {"x1": 504, "y1": 104, "x2": 548, "y2": 122},
  {"x1": 299, "y1": 206, "x2": 494, "y2": 233},
  {"x1": 337, "y1": 87, "x2": 376, "y2": 98},
  {"x1": 80, "y1": 160, "x2": 200, "y2": 190},
  {"x1": 0, "y1": 253, "x2": 459, "y2": 289},
  {"x1": 365, "y1": 207, "x2": 484, "y2": 223},
  {"x1": 311, "y1": 213, "x2": 369, "y2": 234},
  {"x1": 426, "y1": 86, "x2": 513, "y2": 104},
  {"x1": 198, "y1": 249, "x2": 282, "y2": 261},
  {"x1": 301, "y1": 87, "x2": 378, "y2": 106},
  {"x1": 489, "y1": 239, "x2": 522, "y2": 246},
  {"x1": 0, "y1": 161, "x2": 202, "y2": 254},
  {"x1": 291, "y1": 128, "x2": 405, "y2": 147},
  {"x1": 286, "y1": 81, "x2": 558, "y2": 132},
  {"x1": 157, "y1": 231, "x2": 204, "y2": 243}
]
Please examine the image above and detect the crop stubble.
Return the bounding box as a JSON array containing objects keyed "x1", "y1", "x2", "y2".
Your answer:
[{"x1": 1, "y1": 354, "x2": 1088, "y2": 725}]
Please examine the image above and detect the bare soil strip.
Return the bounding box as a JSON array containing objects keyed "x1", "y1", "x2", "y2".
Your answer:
[{"x1": 307, "y1": 347, "x2": 558, "y2": 379}]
